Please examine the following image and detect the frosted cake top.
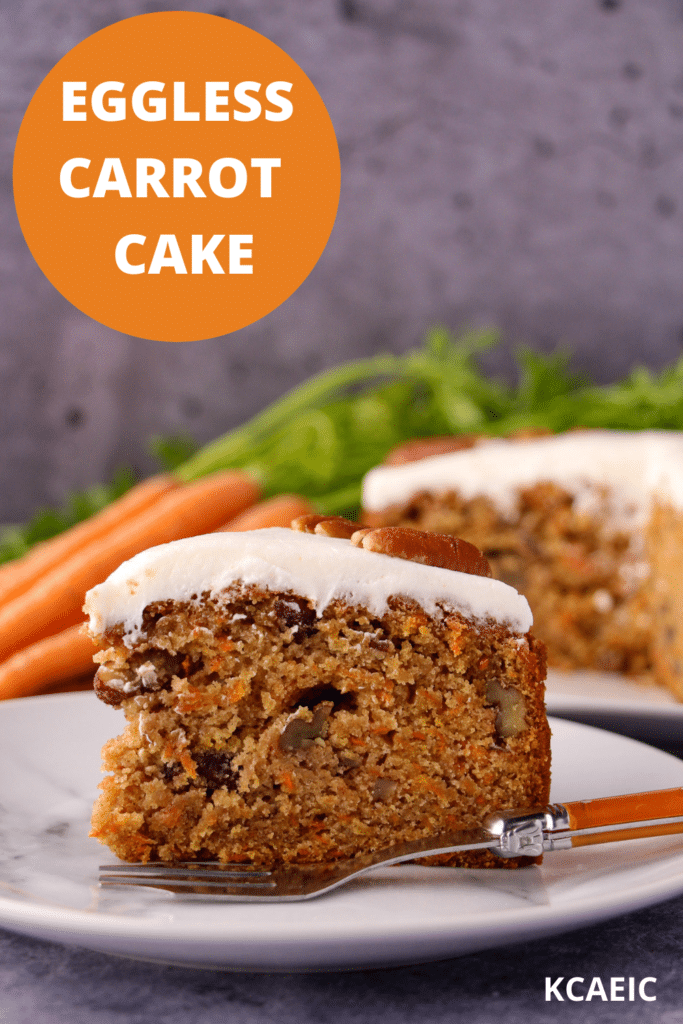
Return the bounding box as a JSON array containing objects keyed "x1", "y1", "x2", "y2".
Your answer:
[
  {"x1": 84, "y1": 527, "x2": 532, "y2": 638},
  {"x1": 362, "y1": 429, "x2": 683, "y2": 525}
]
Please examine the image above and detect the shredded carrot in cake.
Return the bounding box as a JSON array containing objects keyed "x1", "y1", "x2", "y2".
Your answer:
[{"x1": 90, "y1": 583, "x2": 549, "y2": 868}]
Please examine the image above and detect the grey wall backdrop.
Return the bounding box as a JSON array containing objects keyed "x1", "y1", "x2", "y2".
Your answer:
[{"x1": 2, "y1": 0, "x2": 683, "y2": 519}]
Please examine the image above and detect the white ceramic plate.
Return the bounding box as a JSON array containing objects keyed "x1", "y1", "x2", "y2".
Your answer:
[
  {"x1": 546, "y1": 669, "x2": 683, "y2": 742},
  {"x1": 2, "y1": 692, "x2": 683, "y2": 972}
]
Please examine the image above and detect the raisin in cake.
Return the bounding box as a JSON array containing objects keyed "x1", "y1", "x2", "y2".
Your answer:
[
  {"x1": 86, "y1": 523, "x2": 549, "y2": 868},
  {"x1": 362, "y1": 429, "x2": 683, "y2": 697}
]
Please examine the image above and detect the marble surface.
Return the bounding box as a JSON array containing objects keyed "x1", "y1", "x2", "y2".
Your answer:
[{"x1": 3, "y1": 1, "x2": 683, "y2": 519}]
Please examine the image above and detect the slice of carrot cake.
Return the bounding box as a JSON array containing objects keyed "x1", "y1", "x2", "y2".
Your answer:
[
  {"x1": 86, "y1": 522, "x2": 549, "y2": 868},
  {"x1": 361, "y1": 429, "x2": 683, "y2": 696}
]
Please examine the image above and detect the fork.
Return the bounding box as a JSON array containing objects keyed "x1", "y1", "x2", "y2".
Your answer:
[{"x1": 99, "y1": 786, "x2": 683, "y2": 901}]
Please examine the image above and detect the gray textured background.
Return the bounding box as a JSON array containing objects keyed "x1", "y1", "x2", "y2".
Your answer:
[{"x1": 3, "y1": 0, "x2": 683, "y2": 519}]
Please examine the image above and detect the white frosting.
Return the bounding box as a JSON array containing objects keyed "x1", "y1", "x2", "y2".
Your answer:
[
  {"x1": 84, "y1": 527, "x2": 531, "y2": 639},
  {"x1": 362, "y1": 430, "x2": 683, "y2": 525}
]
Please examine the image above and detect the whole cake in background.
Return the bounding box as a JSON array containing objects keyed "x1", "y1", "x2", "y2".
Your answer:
[
  {"x1": 361, "y1": 429, "x2": 683, "y2": 698},
  {"x1": 86, "y1": 520, "x2": 550, "y2": 868}
]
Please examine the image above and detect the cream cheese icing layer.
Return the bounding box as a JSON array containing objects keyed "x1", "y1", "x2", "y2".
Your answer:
[
  {"x1": 362, "y1": 430, "x2": 683, "y2": 524},
  {"x1": 84, "y1": 527, "x2": 532, "y2": 639}
]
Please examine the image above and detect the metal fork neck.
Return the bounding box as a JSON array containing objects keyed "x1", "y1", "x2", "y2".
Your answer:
[{"x1": 485, "y1": 804, "x2": 572, "y2": 858}]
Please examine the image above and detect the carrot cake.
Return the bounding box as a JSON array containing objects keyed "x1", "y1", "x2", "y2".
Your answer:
[
  {"x1": 86, "y1": 522, "x2": 549, "y2": 868},
  {"x1": 362, "y1": 429, "x2": 683, "y2": 696}
]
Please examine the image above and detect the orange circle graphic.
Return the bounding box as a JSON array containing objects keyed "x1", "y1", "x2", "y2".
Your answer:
[{"x1": 13, "y1": 13, "x2": 340, "y2": 342}]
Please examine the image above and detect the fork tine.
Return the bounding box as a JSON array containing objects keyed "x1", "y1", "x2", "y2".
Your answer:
[
  {"x1": 99, "y1": 863, "x2": 279, "y2": 897},
  {"x1": 99, "y1": 880, "x2": 282, "y2": 899},
  {"x1": 99, "y1": 862, "x2": 272, "y2": 881},
  {"x1": 100, "y1": 878, "x2": 277, "y2": 891},
  {"x1": 100, "y1": 875, "x2": 276, "y2": 887},
  {"x1": 99, "y1": 861, "x2": 280, "y2": 898}
]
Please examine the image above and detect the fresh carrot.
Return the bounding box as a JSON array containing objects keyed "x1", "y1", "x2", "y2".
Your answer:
[
  {"x1": 217, "y1": 493, "x2": 314, "y2": 532},
  {"x1": 0, "y1": 474, "x2": 178, "y2": 607},
  {"x1": 0, "y1": 471, "x2": 259, "y2": 662},
  {"x1": 0, "y1": 624, "x2": 95, "y2": 701}
]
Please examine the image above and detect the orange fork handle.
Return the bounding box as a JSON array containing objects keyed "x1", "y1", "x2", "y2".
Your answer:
[
  {"x1": 571, "y1": 820, "x2": 683, "y2": 848},
  {"x1": 563, "y1": 788, "x2": 683, "y2": 832}
]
